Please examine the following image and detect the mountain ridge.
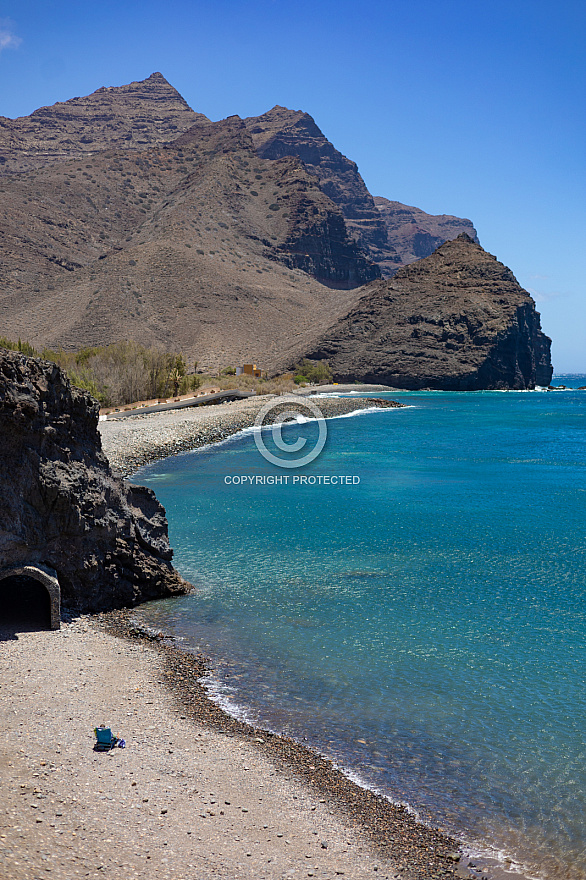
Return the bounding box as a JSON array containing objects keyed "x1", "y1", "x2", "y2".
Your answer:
[{"x1": 0, "y1": 73, "x2": 552, "y2": 387}]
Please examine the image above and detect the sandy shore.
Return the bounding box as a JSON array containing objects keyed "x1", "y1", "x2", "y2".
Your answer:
[
  {"x1": 0, "y1": 613, "x2": 465, "y2": 880},
  {"x1": 1, "y1": 392, "x2": 472, "y2": 880}
]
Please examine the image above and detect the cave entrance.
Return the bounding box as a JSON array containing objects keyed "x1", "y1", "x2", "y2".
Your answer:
[{"x1": 0, "y1": 566, "x2": 61, "y2": 632}]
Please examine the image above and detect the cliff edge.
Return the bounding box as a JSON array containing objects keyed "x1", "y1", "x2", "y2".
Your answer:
[
  {"x1": 305, "y1": 234, "x2": 553, "y2": 390},
  {"x1": 0, "y1": 349, "x2": 188, "y2": 614}
]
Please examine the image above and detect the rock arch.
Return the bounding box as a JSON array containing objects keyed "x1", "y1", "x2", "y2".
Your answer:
[{"x1": 0, "y1": 565, "x2": 60, "y2": 630}]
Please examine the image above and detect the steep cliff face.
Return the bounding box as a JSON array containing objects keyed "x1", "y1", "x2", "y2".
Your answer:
[
  {"x1": 175, "y1": 116, "x2": 379, "y2": 288},
  {"x1": 305, "y1": 235, "x2": 553, "y2": 390},
  {"x1": 244, "y1": 106, "x2": 480, "y2": 277},
  {"x1": 0, "y1": 72, "x2": 205, "y2": 174},
  {"x1": 0, "y1": 349, "x2": 188, "y2": 613},
  {"x1": 244, "y1": 107, "x2": 390, "y2": 257}
]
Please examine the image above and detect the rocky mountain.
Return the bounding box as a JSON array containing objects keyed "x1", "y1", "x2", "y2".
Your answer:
[
  {"x1": 0, "y1": 348, "x2": 188, "y2": 613},
  {"x1": 0, "y1": 112, "x2": 375, "y2": 370},
  {"x1": 244, "y1": 106, "x2": 478, "y2": 275},
  {"x1": 244, "y1": 107, "x2": 390, "y2": 260},
  {"x1": 0, "y1": 72, "x2": 205, "y2": 174},
  {"x1": 373, "y1": 197, "x2": 479, "y2": 270},
  {"x1": 0, "y1": 73, "x2": 552, "y2": 386},
  {"x1": 305, "y1": 234, "x2": 553, "y2": 390}
]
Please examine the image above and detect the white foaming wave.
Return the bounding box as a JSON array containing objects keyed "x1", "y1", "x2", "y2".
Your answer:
[
  {"x1": 331, "y1": 765, "x2": 538, "y2": 880},
  {"x1": 201, "y1": 672, "x2": 267, "y2": 728},
  {"x1": 329, "y1": 405, "x2": 415, "y2": 420},
  {"x1": 311, "y1": 391, "x2": 369, "y2": 397},
  {"x1": 173, "y1": 404, "x2": 409, "y2": 460}
]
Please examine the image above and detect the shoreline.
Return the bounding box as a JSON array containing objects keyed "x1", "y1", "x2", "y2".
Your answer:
[
  {"x1": 1, "y1": 614, "x2": 424, "y2": 880},
  {"x1": 0, "y1": 390, "x2": 522, "y2": 879},
  {"x1": 96, "y1": 390, "x2": 530, "y2": 880},
  {"x1": 105, "y1": 610, "x2": 467, "y2": 878},
  {"x1": 99, "y1": 392, "x2": 404, "y2": 478}
]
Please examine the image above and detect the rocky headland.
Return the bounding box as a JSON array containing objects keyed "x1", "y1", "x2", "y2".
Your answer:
[
  {"x1": 305, "y1": 234, "x2": 553, "y2": 390},
  {"x1": 0, "y1": 348, "x2": 188, "y2": 612}
]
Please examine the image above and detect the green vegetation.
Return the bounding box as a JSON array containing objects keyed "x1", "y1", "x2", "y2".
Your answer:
[
  {"x1": 293, "y1": 359, "x2": 333, "y2": 385},
  {"x1": 0, "y1": 336, "x2": 38, "y2": 357},
  {"x1": 0, "y1": 337, "x2": 200, "y2": 407}
]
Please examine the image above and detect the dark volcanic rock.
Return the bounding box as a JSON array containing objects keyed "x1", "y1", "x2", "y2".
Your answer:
[
  {"x1": 0, "y1": 349, "x2": 188, "y2": 613},
  {"x1": 0, "y1": 72, "x2": 205, "y2": 174},
  {"x1": 244, "y1": 106, "x2": 389, "y2": 258},
  {"x1": 305, "y1": 234, "x2": 553, "y2": 390},
  {"x1": 373, "y1": 197, "x2": 479, "y2": 275},
  {"x1": 244, "y1": 107, "x2": 479, "y2": 278}
]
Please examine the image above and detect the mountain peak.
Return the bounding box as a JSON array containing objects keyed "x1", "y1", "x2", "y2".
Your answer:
[{"x1": 0, "y1": 74, "x2": 206, "y2": 174}]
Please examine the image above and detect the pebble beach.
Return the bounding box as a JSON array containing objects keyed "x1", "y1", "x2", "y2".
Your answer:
[
  {"x1": 98, "y1": 393, "x2": 404, "y2": 477},
  {"x1": 0, "y1": 392, "x2": 472, "y2": 880}
]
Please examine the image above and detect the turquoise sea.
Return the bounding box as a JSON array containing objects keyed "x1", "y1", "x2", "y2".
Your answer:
[{"x1": 133, "y1": 375, "x2": 586, "y2": 880}]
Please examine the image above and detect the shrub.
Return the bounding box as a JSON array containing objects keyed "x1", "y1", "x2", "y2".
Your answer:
[
  {"x1": 2, "y1": 336, "x2": 200, "y2": 407},
  {"x1": 293, "y1": 359, "x2": 332, "y2": 385}
]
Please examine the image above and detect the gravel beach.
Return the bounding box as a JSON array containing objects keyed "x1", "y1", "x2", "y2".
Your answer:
[
  {"x1": 0, "y1": 612, "x2": 467, "y2": 880},
  {"x1": 99, "y1": 393, "x2": 404, "y2": 477},
  {"x1": 1, "y1": 392, "x2": 474, "y2": 880}
]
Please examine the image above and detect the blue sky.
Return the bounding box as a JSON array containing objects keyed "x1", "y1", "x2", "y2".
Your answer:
[{"x1": 0, "y1": 0, "x2": 584, "y2": 370}]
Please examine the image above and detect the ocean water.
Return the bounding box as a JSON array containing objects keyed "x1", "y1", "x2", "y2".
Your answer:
[{"x1": 133, "y1": 376, "x2": 586, "y2": 880}]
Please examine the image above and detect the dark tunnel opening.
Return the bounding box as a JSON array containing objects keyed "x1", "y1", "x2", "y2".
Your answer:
[{"x1": 0, "y1": 574, "x2": 53, "y2": 632}]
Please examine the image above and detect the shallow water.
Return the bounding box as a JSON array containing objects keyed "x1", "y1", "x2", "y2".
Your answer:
[{"x1": 133, "y1": 377, "x2": 586, "y2": 880}]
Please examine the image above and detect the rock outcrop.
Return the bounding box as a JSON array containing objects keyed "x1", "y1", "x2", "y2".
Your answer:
[
  {"x1": 373, "y1": 197, "x2": 479, "y2": 274},
  {"x1": 0, "y1": 72, "x2": 205, "y2": 174},
  {"x1": 245, "y1": 106, "x2": 390, "y2": 261},
  {"x1": 244, "y1": 106, "x2": 478, "y2": 277},
  {"x1": 0, "y1": 349, "x2": 188, "y2": 614},
  {"x1": 304, "y1": 235, "x2": 553, "y2": 390}
]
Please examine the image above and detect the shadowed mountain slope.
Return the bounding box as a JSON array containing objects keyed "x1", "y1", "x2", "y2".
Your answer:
[
  {"x1": 305, "y1": 235, "x2": 553, "y2": 390},
  {"x1": 245, "y1": 106, "x2": 390, "y2": 259},
  {"x1": 244, "y1": 106, "x2": 478, "y2": 276},
  {"x1": 373, "y1": 197, "x2": 479, "y2": 271}
]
